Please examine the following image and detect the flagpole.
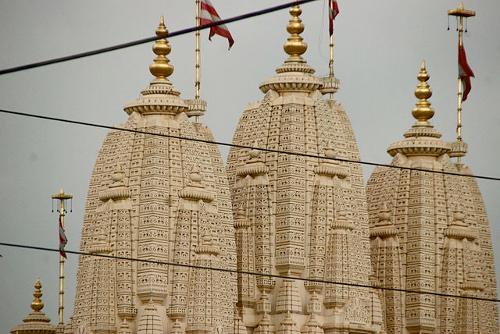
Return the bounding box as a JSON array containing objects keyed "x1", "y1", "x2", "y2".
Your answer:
[
  {"x1": 51, "y1": 188, "x2": 72, "y2": 329},
  {"x1": 320, "y1": 0, "x2": 339, "y2": 98},
  {"x1": 329, "y1": 33, "x2": 334, "y2": 78},
  {"x1": 195, "y1": 0, "x2": 201, "y2": 123},
  {"x1": 448, "y1": 3, "x2": 475, "y2": 164}
]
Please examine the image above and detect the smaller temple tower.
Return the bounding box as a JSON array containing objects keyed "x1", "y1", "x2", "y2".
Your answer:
[
  {"x1": 10, "y1": 280, "x2": 56, "y2": 334},
  {"x1": 367, "y1": 62, "x2": 499, "y2": 334}
]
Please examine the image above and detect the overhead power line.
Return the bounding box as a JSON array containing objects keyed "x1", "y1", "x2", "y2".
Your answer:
[
  {"x1": 0, "y1": 241, "x2": 498, "y2": 303},
  {"x1": 0, "y1": 0, "x2": 320, "y2": 76},
  {"x1": 1, "y1": 108, "x2": 500, "y2": 182}
]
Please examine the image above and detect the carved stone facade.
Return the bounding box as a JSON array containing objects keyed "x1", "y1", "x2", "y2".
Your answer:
[
  {"x1": 367, "y1": 63, "x2": 499, "y2": 334},
  {"x1": 227, "y1": 7, "x2": 382, "y2": 334},
  {"x1": 67, "y1": 19, "x2": 236, "y2": 334}
]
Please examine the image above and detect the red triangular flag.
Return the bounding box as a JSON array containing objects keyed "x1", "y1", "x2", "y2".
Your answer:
[
  {"x1": 329, "y1": 0, "x2": 340, "y2": 36},
  {"x1": 458, "y1": 43, "x2": 474, "y2": 102},
  {"x1": 200, "y1": 0, "x2": 234, "y2": 49}
]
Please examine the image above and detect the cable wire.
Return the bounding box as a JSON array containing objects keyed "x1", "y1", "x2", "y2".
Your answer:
[
  {"x1": 1, "y1": 108, "x2": 499, "y2": 182},
  {"x1": 0, "y1": 0, "x2": 320, "y2": 76},
  {"x1": 0, "y1": 241, "x2": 498, "y2": 303}
]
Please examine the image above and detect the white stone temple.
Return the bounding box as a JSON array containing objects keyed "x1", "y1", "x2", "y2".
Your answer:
[{"x1": 10, "y1": 5, "x2": 499, "y2": 334}]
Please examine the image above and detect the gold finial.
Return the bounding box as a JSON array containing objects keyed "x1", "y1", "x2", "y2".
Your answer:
[
  {"x1": 283, "y1": 6, "x2": 308, "y2": 62},
  {"x1": 411, "y1": 61, "x2": 434, "y2": 123},
  {"x1": 31, "y1": 279, "x2": 44, "y2": 312},
  {"x1": 149, "y1": 16, "x2": 174, "y2": 80}
]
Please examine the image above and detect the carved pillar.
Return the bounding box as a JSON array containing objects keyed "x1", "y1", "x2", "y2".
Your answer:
[
  {"x1": 88, "y1": 167, "x2": 134, "y2": 332},
  {"x1": 369, "y1": 203, "x2": 404, "y2": 334},
  {"x1": 234, "y1": 206, "x2": 253, "y2": 310},
  {"x1": 439, "y1": 210, "x2": 476, "y2": 333},
  {"x1": 236, "y1": 147, "x2": 274, "y2": 318},
  {"x1": 169, "y1": 167, "x2": 215, "y2": 323},
  {"x1": 136, "y1": 301, "x2": 163, "y2": 334},
  {"x1": 187, "y1": 234, "x2": 221, "y2": 334},
  {"x1": 405, "y1": 170, "x2": 436, "y2": 334},
  {"x1": 455, "y1": 274, "x2": 483, "y2": 334}
]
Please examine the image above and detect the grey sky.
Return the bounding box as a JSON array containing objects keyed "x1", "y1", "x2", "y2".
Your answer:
[{"x1": 0, "y1": 0, "x2": 499, "y2": 331}]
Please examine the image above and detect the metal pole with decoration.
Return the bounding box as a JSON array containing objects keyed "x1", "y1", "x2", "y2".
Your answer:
[
  {"x1": 448, "y1": 3, "x2": 475, "y2": 164},
  {"x1": 51, "y1": 188, "x2": 72, "y2": 330}
]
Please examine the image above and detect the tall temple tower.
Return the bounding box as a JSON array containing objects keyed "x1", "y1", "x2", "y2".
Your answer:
[
  {"x1": 227, "y1": 6, "x2": 382, "y2": 334},
  {"x1": 67, "y1": 18, "x2": 237, "y2": 334},
  {"x1": 367, "y1": 63, "x2": 499, "y2": 334}
]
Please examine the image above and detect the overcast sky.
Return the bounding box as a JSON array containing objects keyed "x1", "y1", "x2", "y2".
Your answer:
[{"x1": 1, "y1": 0, "x2": 499, "y2": 331}]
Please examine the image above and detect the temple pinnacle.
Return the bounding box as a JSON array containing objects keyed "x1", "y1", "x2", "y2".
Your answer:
[
  {"x1": 149, "y1": 16, "x2": 174, "y2": 80},
  {"x1": 411, "y1": 61, "x2": 434, "y2": 124},
  {"x1": 31, "y1": 279, "x2": 44, "y2": 312},
  {"x1": 283, "y1": 6, "x2": 308, "y2": 63}
]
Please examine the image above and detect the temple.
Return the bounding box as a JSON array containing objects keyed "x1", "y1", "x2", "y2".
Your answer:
[{"x1": 10, "y1": 5, "x2": 499, "y2": 334}]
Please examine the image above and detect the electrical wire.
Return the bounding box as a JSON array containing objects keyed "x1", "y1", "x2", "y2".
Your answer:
[
  {"x1": 0, "y1": 0, "x2": 320, "y2": 76},
  {"x1": 1, "y1": 108, "x2": 499, "y2": 182},
  {"x1": 0, "y1": 241, "x2": 498, "y2": 303}
]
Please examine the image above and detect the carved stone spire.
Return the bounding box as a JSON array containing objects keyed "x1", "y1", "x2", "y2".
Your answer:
[
  {"x1": 10, "y1": 280, "x2": 56, "y2": 334},
  {"x1": 387, "y1": 62, "x2": 451, "y2": 160},
  {"x1": 259, "y1": 6, "x2": 322, "y2": 94},
  {"x1": 124, "y1": 17, "x2": 188, "y2": 117}
]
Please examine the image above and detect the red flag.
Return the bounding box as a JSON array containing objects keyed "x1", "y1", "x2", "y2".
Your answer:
[
  {"x1": 200, "y1": 0, "x2": 234, "y2": 49},
  {"x1": 329, "y1": 0, "x2": 339, "y2": 36},
  {"x1": 59, "y1": 215, "x2": 67, "y2": 258},
  {"x1": 458, "y1": 43, "x2": 474, "y2": 102}
]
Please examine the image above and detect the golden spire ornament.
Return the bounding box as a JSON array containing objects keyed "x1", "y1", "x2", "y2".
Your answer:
[
  {"x1": 31, "y1": 279, "x2": 44, "y2": 313},
  {"x1": 149, "y1": 16, "x2": 174, "y2": 81},
  {"x1": 411, "y1": 61, "x2": 434, "y2": 125},
  {"x1": 283, "y1": 6, "x2": 308, "y2": 63}
]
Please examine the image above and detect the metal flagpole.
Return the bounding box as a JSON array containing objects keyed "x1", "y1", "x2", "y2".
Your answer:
[
  {"x1": 195, "y1": 0, "x2": 201, "y2": 123},
  {"x1": 448, "y1": 3, "x2": 475, "y2": 164},
  {"x1": 51, "y1": 188, "x2": 72, "y2": 329},
  {"x1": 320, "y1": 0, "x2": 339, "y2": 98},
  {"x1": 328, "y1": 29, "x2": 334, "y2": 99}
]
